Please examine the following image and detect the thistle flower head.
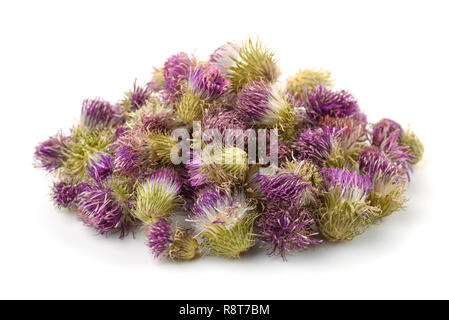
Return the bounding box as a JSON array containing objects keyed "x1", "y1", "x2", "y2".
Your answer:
[
  {"x1": 34, "y1": 132, "x2": 69, "y2": 171},
  {"x1": 209, "y1": 41, "x2": 243, "y2": 74},
  {"x1": 120, "y1": 80, "x2": 152, "y2": 114},
  {"x1": 132, "y1": 168, "x2": 182, "y2": 223},
  {"x1": 235, "y1": 80, "x2": 272, "y2": 122},
  {"x1": 202, "y1": 108, "x2": 247, "y2": 138},
  {"x1": 295, "y1": 126, "x2": 342, "y2": 165},
  {"x1": 77, "y1": 183, "x2": 125, "y2": 235},
  {"x1": 186, "y1": 147, "x2": 248, "y2": 188},
  {"x1": 188, "y1": 65, "x2": 230, "y2": 101},
  {"x1": 144, "y1": 219, "x2": 198, "y2": 261},
  {"x1": 257, "y1": 205, "x2": 321, "y2": 260},
  {"x1": 80, "y1": 99, "x2": 123, "y2": 130},
  {"x1": 379, "y1": 133, "x2": 413, "y2": 178},
  {"x1": 372, "y1": 118, "x2": 403, "y2": 146},
  {"x1": 191, "y1": 187, "x2": 256, "y2": 258},
  {"x1": 61, "y1": 126, "x2": 115, "y2": 182},
  {"x1": 185, "y1": 151, "x2": 208, "y2": 187},
  {"x1": 253, "y1": 160, "x2": 322, "y2": 207},
  {"x1": 86, "y1": 152, "x2": 114, "y2": 182},
  {"x1": 400, "y1": 129, "x2": 424, "y2": 165},
  {"x1": 286, "y1": 68, "x2": 333, "y2": 99},
  {"x1": 315, "y1": 168, "x2": 379, "y2": 241},
  {"x1": 322, "y1": 167, "x2": 372, "y2": 201},
  {"x1": 301, "y1": 85, "x2": 365, "y2": 124},
  {"x1": 235, "y1": 80, "x2": 295, "y2": 139},
  {"x1": 127, "y1": 98, "x2": 174, "y2": 133},
  {"x1": 296, "y1": 125, "x2": 365, "y2": 169},
  {"x1": 51, "y1": 180, "x2": 86, "y2": 209},
  {"x1": 227, "y1": 39, "x2": 280, "y2": 92},
  {"x1": 144, "y1": 219, "x2": 171, "y2": 258},
  {"x1": 163, "y1": 52, "x2": 193, "y2": 102},
  {"x1": 359, "y1": 146, "x2": 408, "y2": 217}
]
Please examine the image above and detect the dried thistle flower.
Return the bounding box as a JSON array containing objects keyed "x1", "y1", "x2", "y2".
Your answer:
[
  {"x1": 295, "y1": 125, "x2": 366, "y2": 170},
  {"x1": 235, "y1": 80, "x2": 296, "y2": 140},
  {"x1": 77, "y1": 176, "x2": 137, "y2": 238},
  {"x1": 61, "y1": 126, "x2": 115, "y2": 182},
  {"x1": 257, "y1": 204, "x2": 321, "y2": 260},
  {"x1": 144, "y1": 219, "x2": 198, "y2": 261},
  {"x1": 191, "y1": 187, "x2": 257, "y2": 258},
  {"x1": 80, "y1": 98, "x2": 123, "y2": 130},
  {"x1": 132, "y1": 168, "x2": 183, "y2": 223},
  {"x1": 314, "y1": 168, "x2": 380, "y2": 241},
  {"x1": 34, "y1": 132, "x2": 69, "y2": 172},
  {"x1": 51, "y1": 180, "x2": 86, "y2": 209},
  {"x1": 186, "y1": 147, "x2": 249, "y2": 188},
  {"x1": 162, "y1": 52, "x2": 193, "y2": 102},
  {"x1": 252, "y1": 160, "x2": 322, "y2": 207},
  {"x1": 119, "y1": 80, "x2": 152, "y2": 116},
  {"x1": 300, "y1": 85, "x2": 365, "y2": 124},
  {"x1": 372, "y1": 118, "x2": 403, "y2": 147},
  {"x1": 359, "y1": 146, "x2": 408, "y2": 218},
  {"x1": 227, "y1": 39, "x2": 280, "y2": 92},
  {"x1": 177, "y1": 65, "x2": 230, "y2": 124},
  {"x1": 86, "y1": 152, "x2": 114, "y2": 182}
]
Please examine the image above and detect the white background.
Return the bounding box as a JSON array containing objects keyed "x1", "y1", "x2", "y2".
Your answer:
[{"x1": 0, "y1": 0, "x2": 448, "y2": 299}]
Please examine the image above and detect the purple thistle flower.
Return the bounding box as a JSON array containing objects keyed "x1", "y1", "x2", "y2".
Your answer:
[
  {"x1": 34, "y1": 133, "x2": 69, "y2": 171},
  {"x1": 81, "y1": 98, "x2": 123, "y2": 129},
  {"x1": 321, "y1": 167, "x2": 372, "y2": 200},
  {"x1": 144, "y1": 219, "x2": 172, "y2": 258},
  {"x1": 150, "y1": 168, "x2": 183, "y2": 193},
  {"x1": 185, "y1": 151, "x2": 208, "y2": 187},
  {"x1": 372, "y1": 118, "x2": 403, "y2": 147},
  {"x1": 113, "y1": 135, "x2": 141, "y2": 175},
  {"x1": 235, "y1": 80, "x2": 272, "y2": 122},
  {"x1": 114, "y1": 126, "x2": 126, "y2": 139},
  {"x1": 295, "y1": 126, "x2": 343, "y2": 164},
  {"x1": 141, "y1": 111, "x2": 171, "y2": 133},
  {"x1": 163, "y1": 52, "x2": 193, "y2": 102},
  {"x1": 86, "y1": 153, "x2": 114, "y2": 182},
  {"x1": 202, "y1": 108, "x2": 247, "y2": 144},
  {"x1": 256, "y1": 172, "x2": 317, "y2": 206},
  {"x1": 188, "y1": 65, "x2": 230, "y2": 101},
  {"x1": 51, "y1": 181, "x2": 86, "y2": 209},
  {"x1": 257, "y1": 205, "x2": 321, "y2": 260},
  {"x1": 126, "y1": 80, "x2": 152, "y2": 112},
  {"x1": 191, "y1": 185, "x2": 224, "y2": 216},
  {"x1": 301, "y1": 85, "x2": 365, "y2": 124},
  {"x1": 359, "y1": 146, "x2": 407, "y2": 184},
  {"x1": 77, "y1": 183, "x2": 124, "y2": 235},
  {"x1": 379, "y1": 133, "x2": 413, "y2": 178}
]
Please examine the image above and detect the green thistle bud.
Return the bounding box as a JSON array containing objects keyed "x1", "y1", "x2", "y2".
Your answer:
[
  {"x1": 228, "y1": 39, "x2": 280, "y2": 92},
  {"x1": 201, "y1": 214, "x2": 257, "y2": 259},
  {"x1": 148, "y1": 132, "x2": 179, "y2": 165},
  {"x1": 315, "y1": 168, "x2": 380, "y2": 242},
  {"x1": 132, "y1": 169, "x2": 183, "y2": 223}
]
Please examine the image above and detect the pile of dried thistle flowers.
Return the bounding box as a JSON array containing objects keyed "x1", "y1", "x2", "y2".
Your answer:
[{"x1": 34, "y1": 39, "x2": 424, "y2": 261}]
